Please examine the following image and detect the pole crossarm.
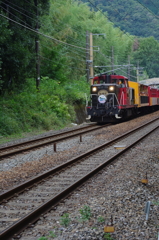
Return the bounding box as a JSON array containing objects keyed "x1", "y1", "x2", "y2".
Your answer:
[{"x1": 94, "y1": 64, "x2": 134, "y2": 68}]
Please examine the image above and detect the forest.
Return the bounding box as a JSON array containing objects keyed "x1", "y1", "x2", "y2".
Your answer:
[
  {"x1": 81, "y1": 0, "x2": 159, "y2": 40},
  {"x1": 0, "y1": 0, "x2": 159, "y2": 137}
]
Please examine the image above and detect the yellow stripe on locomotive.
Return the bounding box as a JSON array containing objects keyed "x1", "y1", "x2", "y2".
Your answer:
[{"x1": 128, "y1": 81, "x2": 140, "y2": 106}]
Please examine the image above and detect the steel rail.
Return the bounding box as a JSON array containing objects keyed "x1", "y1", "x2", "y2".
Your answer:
[
  {"x1": 0, "y1": 124, "x2": 108, "y2": 159},
  {"x1": 0, "y1": 117, "x2": 158, "y2": 203},
  {"x1": 0, "y1": 119, "x2": 158, "y2": 240}
]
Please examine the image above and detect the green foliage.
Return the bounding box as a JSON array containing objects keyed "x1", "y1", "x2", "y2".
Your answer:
[
  {"x1": 2, "y1": 0, "x2": 159, "y2": 93},
  {"x1": 104, "y1": 233, "x2": 115, "y2": 240},
  {"x1": 79, "y1": 205, "x2": 92, "y2": 222},
  {"x1": 2, "y1": 0, "x2": 159, "y2": 139},
  {"x1": 153, "y1": 201, "x2": 159, "y2": 206},
  {"x1": 37, "y1": 231, "x2": 56, "y2": 240},
  {"x1": 82, "y1": 0, "x2": 159, "y2": 41},
  {"x1": 38, "y1": 237, "x2": 48, "y2": 240},
  {"x1": 0, "y1": 0, "x2": 49, "y2": 92},
  {"x1": 36, "y1": 206, "x2": 117, "y2": 239},
  {"x1": 133, "y1": 36, "x2": 159, "y2": 77},
  {"x1": 1, "y1": 0, "x2": 137, "y2": 94},
  {"x1": 0, "y1": 77, "x2": 90, "y2": 137},
  {"x1": 40, "y1": 0, "x2": 134, "y2": 81},
  {"x1": 97, "y1": 216, "x2": 105, "y2": 223},
  {"x1": 60, "y1": 213, "x2": 71, "y2": 227},
  {"x1": 48, "y1": 231, "x2": 56, "y2": 238}
]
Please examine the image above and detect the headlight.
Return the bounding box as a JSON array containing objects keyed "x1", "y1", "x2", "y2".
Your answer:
[
  {"x1": 109, "y1": 86, "x2": 114, "y2": 91},
  {"x1": 92, "y1": 87, "x2": 97, "y2": 92}
]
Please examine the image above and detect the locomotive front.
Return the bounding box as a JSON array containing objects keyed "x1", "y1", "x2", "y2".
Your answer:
[{"x1": 87, "y1": 74, "x2": 127, "y2": 123}]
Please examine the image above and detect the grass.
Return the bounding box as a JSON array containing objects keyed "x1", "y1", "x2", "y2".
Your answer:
[
  {"x1": 37, "y1": 205, "x2": 116, "y2": 240},
  {"x1": 60, "y1": 213, "x2": 71, "y2": 227}
]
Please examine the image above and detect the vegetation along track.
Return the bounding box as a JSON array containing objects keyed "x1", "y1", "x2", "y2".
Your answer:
[
  {"x1": 0, "y1": 124, "x2": 108, "y2": 159},
  {"x1": 0, "y1": 118, "x2": 158, "y2": 240}
]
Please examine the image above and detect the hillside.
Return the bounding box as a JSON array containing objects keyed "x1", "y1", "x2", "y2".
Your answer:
[{"x1": 81, "y1": 0, "x2": 159, "y2": 40}]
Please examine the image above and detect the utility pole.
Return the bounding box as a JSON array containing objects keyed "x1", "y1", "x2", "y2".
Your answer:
[
  {"x1": 136, "y1": 61, "x2": 139, "y2": 83},
  {"x1": 89, "y1": 32, "x2": 94, "y2": 85},
  {"x1": 86, "y1": 31, "x2": 90, "y2": 82},
  {"x1": 111, "y1": 46, "x2": 114, "y2": 74},
  {"x1": 34, "y1": 0, "x2": 40, "y2": 90},
  {"x1": 128, "y1": 55, "x2": 130, "y2": 80},
  {"x1": 86, "y1": 32, "x2": 105, "y2": 84}
]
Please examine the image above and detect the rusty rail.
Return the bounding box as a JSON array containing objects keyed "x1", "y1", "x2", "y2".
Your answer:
[
  {"x1": 0, "y1": 124, "x2": 108, "y2": 159},
  {"x1": 0, "y1": 118, "x2": 158, "y2": 240}
]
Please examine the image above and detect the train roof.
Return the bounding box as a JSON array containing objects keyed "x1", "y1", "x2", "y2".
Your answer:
[
  {"x1": 139, "y1": 78, "x2": 159, "y2": 87},
  {"x1": 94, "y1": 73, "x2": 128, "y2": 79}
]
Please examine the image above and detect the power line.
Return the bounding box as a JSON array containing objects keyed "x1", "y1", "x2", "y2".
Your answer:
[
  {"x1": 134, "y1": 0, "x2": 159, "y2": 19},
  {"x1": 39, "y1": 55, "x2": 87, "y2": 71},
  {"x1": 40, "y1": 39, "x2": 87, "y2": 57},
  {"x1": 0, "y1": 5, "x2": 35, "y2": 28},
  {"x1": 1, "y1": 1, "x2": 87, "y2": 48},
  {"x1": 23, "y1": 0, "x2": 41, "y2": 10},
  {"x1": 1, "y1": 1, "x2": 37, "y2": 23},
  {"x1": 1, "y1": 0, "x2": 91, "y2": 53},
  {"x1": 85, "y1": 0, "x2": 134, "y2": 42},
  {"x1": 40, "y1": 44, "x2": 86, "y2": 62},
  {"x1": 119, "y1": 68, "x2": 137, "y2": 80},
  {"x1": 40, "y1": 43, "x2": 86, "y2": 58},
  {"x1": 65, "y1": 35, "x2": 86, "y2": 47},
  {"x1": 0, "y1": 13, "x2": 87, "y2": 51},
  {"x1": 98, "y1": 65, "x2": 137, "y2": 80},
  {"x1": 2, "y1": 0, "x2": 38, "y2": 17},
  {"x1": 147, "y1": 0, "x2": 159, "y2": 12},
  {"x1": 94, "y1": 65, "x2": 129, "y2": 75}
]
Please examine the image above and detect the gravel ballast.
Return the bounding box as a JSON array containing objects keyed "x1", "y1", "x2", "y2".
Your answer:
[
  {"x1": 19, "y1": 127, "x2": 159, "y2": 240},
  {"x1": 0, "y1": 112, "x2": 159, "y2": 240}
]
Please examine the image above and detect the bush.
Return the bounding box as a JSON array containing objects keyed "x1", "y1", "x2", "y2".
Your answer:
[{"x1": 0, "y1": 77, "x2": 89, "y2": 137}]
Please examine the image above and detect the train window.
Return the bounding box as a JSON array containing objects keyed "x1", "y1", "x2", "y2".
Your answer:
[
  {"x1": 111, "y1": 79, "x2": 117, "y2": 84},
  {"x1": 100, "y1": 80, "x2": 104, "y2": 83},
  {"x1": 94, "y1": 80, "x2": 98, "y2": 84},
  {"x1": 119, "y1": 79, "x2": 125, "y2": 87}
]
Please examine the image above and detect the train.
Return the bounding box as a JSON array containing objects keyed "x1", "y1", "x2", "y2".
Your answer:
[{"x1": 86, "y1": 73, "x2": 159, "y2": 123}]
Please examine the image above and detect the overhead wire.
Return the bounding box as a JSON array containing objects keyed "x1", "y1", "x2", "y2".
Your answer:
[
  {"x1": 95, "y1": 65, "x2": 130, "y2": 74},
  {"x1": 1, "y1": 1, "x2": 37, "y2": 23},
  {"x1": 119, "y1": 68, "x2": 137, "y2": 80},
  {"x1": 40, "y1": 37, "x2": 87, "y2": 58},
  {"x1": 40, "y1": 43, "x2": 86, "y2": 62},
  {"x1": 1, "y1": 1, "x2": 148, "y2": 76},
  {"x1": 39, "y1": 55, "x2": 87, "y2": 71},
  {"x1": 0, "y1": 5, "x2": 34, "y2": 28},
  {"x1": 85, "y1": 1, "x2": 140, "y2": 76},
  {"x1": 134, "y1": 0, "x2": 159, "y2": 19},
  {"x1": 98, "y1": 65, "x2": 137, "y2": 80},
  {"x1": 94, "y1": 49, "x2": 137, "y2": 77},
  {"x1": 2, "y1": 0, "x2": 38, "y2": 17},
  {"x1": 23, "y1": 0, "x2": 41, "y2": 10},
  {"x1": 0, "y1": 1, "x2": 87, "y2": 48},
  {"x1": 0, "y1": 13, "x2": 87, "y2": 51},
  {"x1": 86, "y1": 0, "x2": 159, "y2": 48},
  {"x1": 0, "y1": 0, "x2": 100, "y2": 58},
  {"x1": 145, "y1": 0, "x2": 159, "y2": 12},
  {"x1": 95, "y1": 51, "x2": 130, "y2": 68},
  {"x1": 85, "y1": 0, "x2": 135, "y2": 42}
]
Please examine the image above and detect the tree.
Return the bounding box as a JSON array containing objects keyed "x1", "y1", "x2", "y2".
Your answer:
[
  {"x1": 0, "y1": 0, "x2": 49, "y2": 93},
  {"x1": 133, "y1": 37, "x2": 159, "y2": 78},
  {"x1": 81, "y1": 0, "x2": 159, "y2": 41}
]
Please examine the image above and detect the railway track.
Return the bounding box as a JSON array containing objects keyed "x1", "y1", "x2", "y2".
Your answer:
[
  {"x1": 0, "y1": 118, "x2": 158, "y2": 240},
  {"x1": 0, "y1": 123, "x2": 108, "y2": 159}
]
